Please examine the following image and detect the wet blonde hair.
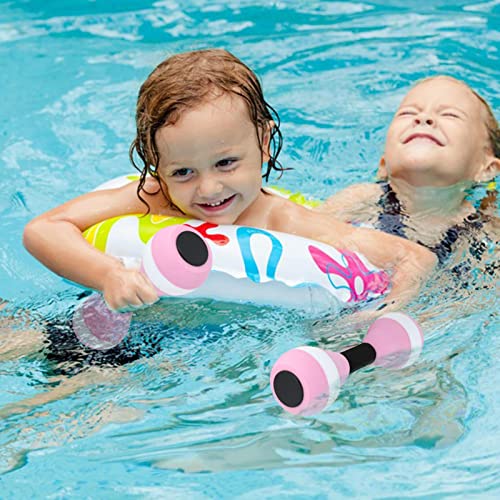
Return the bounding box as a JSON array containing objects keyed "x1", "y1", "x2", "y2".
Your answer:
[{"x1": 129, "y1": 49, "x2": 284, "y2": 211}]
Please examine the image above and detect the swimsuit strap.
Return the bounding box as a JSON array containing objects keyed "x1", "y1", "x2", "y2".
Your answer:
[
  {"x1": 427, "y1": 210, "x2": 486, "y2": 264},
  {"x1": 376, "y1": 181, "x2": 407, "y2": 238},
  {"x1": 376, "y1": 182, "x2": 486, "y2": 265}
]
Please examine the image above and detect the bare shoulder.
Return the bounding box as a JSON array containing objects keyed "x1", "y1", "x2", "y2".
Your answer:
[
  {"x1": 316, "y1": 182, "x2": 383, "y2": 214},
  {"x1": 136, "y1": 176, "x2": 176, "y2": 215},
  {"x1": 268, "y1": 196, "x2": 306, "y2": 233},
  {"x1": 269, "y1": 197, "x2": 350, "y2": 240}
]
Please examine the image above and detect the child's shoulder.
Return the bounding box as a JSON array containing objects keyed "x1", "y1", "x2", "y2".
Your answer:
[
  {"x1": 134, "y1": 176, "x2": 179, "y2": 216},
  {"x1": 333, "y1": 182, "x2": 383, "y2": 198},
  {"x1": 317, "y1": 182, "x2": 383, "y2": 214}
]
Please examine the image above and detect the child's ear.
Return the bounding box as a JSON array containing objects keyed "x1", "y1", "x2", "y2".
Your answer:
[
  {"x1": 377, "y1": 156, "x2": 388, "y2": 180},
  {"x1": 261, "y1": 120, "x2": 275, "y2": 162},
  {"x1": 475, "y1": 155, "x2": 500, "y2": 183}
]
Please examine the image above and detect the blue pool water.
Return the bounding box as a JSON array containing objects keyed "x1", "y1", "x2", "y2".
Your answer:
[{"x1": 0, "y1": 0, "x2": 499, "y2": 497}]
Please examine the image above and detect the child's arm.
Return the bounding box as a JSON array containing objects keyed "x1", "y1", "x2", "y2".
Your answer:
[
  {"x1": 343, "y1": 224, "x2": 437, "y2": 309},
  {"x1": 275, "y1": 203, "x2": 437, "y2": 310},
  {"x1": 23, "y1": 179, "x2": 167, "y2": 311}
]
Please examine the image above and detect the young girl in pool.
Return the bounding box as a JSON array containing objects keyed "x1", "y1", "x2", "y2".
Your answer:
[
  {"x1": 319, "y1": 76, "x2": 499, "y2": 269},
  {"x1": 23, "y1": 49, "x2": 436, "y2": 312}
]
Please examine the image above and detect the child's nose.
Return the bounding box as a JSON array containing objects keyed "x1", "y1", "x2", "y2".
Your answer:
[
  {"x1": 197, "y1": 176, "x2": 224, "y2": 198},
  {"x1": 414, "y1": 112, "x2": 435, "y2": 126}
]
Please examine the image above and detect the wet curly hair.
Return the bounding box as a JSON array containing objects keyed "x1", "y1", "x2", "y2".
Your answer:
[{"x1": 129, "y1": 48, "x2": 285, "y2": 212}]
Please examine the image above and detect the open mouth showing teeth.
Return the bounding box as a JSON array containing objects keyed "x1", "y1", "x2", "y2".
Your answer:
[
  {"x1": 206, "y1": 199, "x2": 228, "y2": 207},
  {"x1": 199, "y1": 195, "x2": 236, "y2": 209}
]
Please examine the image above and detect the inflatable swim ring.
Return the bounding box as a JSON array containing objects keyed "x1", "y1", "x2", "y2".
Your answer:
[{"x1": 82, "y1": 175, "x2": 390, "y2": 313}]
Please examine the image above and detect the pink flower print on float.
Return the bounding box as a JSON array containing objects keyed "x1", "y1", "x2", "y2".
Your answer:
[{"x1": 308, "y1": 245, "x2": 390, "y2": 302}]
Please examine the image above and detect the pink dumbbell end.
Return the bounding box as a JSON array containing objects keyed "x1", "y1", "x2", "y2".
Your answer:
[
  {"x1": 72, "y1": 294, "x2": 132, "y2": 350},
  {"x1": 364, "y1": 312, "x2": 423, "y2": 369},
  {"x1": 142, "y1": 225, "x2": 212, "y2": 296},
  {"x1": 271, "y1": 312, "x2": 423, "y2": 415},
  {"x1": 271, "y1": 347, "x2": 350, "y2": 415}
]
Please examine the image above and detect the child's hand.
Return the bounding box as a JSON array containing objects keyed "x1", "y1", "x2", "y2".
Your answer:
[{"x1": 101, "y1": 266, "x2": 159, "y2": 312}]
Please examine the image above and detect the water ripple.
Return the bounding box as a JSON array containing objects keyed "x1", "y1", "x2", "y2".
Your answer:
[{"x1": 0, "y1": 0, "x2": 499, "y2": 496}]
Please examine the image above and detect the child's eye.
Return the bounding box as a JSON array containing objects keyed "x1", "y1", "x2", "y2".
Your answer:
[
  {"x1": 398, "y1": 110, "x2": 416, "y2": 116},
  {"x1": 171, "y1": 168, "x2": 193, "y2": 179},
  {"x1": 442, "y1": 112, "x2": 460, "y2": 118},
  {"x1": 216, "y1": 158, "x2": 237, "y2": 169}
]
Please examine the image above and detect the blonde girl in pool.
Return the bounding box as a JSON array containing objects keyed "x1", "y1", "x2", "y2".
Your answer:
[
  {"x1": 319, "y1": 76, "x2": 500, "y2": 269},
  {"x1": 23, "y1": 49, "x2": 436, "y2": 312}
]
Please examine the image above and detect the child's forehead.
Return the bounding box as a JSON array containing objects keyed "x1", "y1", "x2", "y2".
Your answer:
[
  {"x1": 155, "y1": 93, "x2": 256, "y2": 158},
  {"x1": 401, "y1": 77, "x2": 480, "y2": 110},
  {"x1": 184, "y1": 91, "x2": 252, "y2": 121}
]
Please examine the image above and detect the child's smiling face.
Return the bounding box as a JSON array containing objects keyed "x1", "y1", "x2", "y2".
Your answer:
[
  {"x1": 155, "y1": 93, "x2": 270, "y2": 224},
  {"x1": 381, "y1": 77, "x2": 495, "y2": 187}
]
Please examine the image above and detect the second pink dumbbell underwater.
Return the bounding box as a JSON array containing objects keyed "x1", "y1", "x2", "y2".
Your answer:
[{"x1": 270, "y1": 312, "x2": 424, "y2": 416}]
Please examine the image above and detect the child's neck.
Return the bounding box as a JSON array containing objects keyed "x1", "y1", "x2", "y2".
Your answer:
[{"x1": 388, "y1": 177, "x2": 474, "y2": 222}]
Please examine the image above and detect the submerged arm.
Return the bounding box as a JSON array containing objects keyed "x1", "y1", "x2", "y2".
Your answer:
[
  {"x1": 345, "y1": 225, "x2": 438, "y2": 310},
  {"x1": 278, "y1": 204, "x2": 437, "y2": 310}
]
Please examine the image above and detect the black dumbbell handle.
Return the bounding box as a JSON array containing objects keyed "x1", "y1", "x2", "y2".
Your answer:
[{"x1": 341, "y1": 342, "x2": 376, "y2": 374}]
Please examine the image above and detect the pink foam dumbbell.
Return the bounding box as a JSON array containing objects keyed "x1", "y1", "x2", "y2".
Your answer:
[
  {"x1": 73, "y1": 293, "x2": 133, "y2": 350},
  {"x1": 270, "y1": 312, "x2": 423, "y2": 416},
  {"x1": 73, "y1": 225, "x2": 212, "y2": 350},
  {"x1": 142, "y1": 224, "x2": 213, "y2": 296}
]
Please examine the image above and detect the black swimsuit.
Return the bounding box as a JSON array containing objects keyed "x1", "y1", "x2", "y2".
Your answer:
[
  {"x1": 43, "y1": 291, "x2": 225, "y2": 377},
  {"x1": 43, "y1": 291, "x2": 173, "y2": 376},
  {"x1": 375, "y1": 182, "x2": 489, "y2": 265}
]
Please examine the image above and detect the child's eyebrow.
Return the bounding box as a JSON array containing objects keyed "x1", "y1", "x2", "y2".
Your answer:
[
  {"x1": 164, "y1": 148, "x2": 238, "y2": 168},
  {"x1": 213, "y1": 147, "x2": 236, "y2": 156},
  {"x1": 164, "y1": 159, "x2": 189, "y2": 168},
  {"x1": 436, "y1": 104, "x2": 468, "y2": 116},
  {"x1": 163, "y1": 158, "x2": 186, "y2": 168},
  {"x1": 397, "y1": 103, "x2": 469, "y2": 118},
  {"x1": 400, "y1": 102, "x2": 468, "y2": 112}
]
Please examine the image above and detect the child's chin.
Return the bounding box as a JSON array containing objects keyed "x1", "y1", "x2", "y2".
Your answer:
[
  {"x1": 413, "y1": 149, "x2": 447, "y2": 166},
  {"x1": 198, "y1": 210, "x2": 238, "y2": 225},
  {"x1": 398, "y1": 156, "x2": 444, "y2": 173}
]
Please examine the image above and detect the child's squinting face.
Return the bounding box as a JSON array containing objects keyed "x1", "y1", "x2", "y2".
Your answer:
[
  {"x1": 382, "y1": 78, "x2": 491, "y2": 187},
  {"x1": 156, "y1": 94, "x2": 268, "y2": 224}
]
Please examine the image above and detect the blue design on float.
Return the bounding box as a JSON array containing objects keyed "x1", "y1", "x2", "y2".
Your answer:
[
  {"x1": 236, "y1": 227, "x2": 283, "y2": 282},
  {"x1": 325, "y1": 263, "x2": 351, "y2": 293}
]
